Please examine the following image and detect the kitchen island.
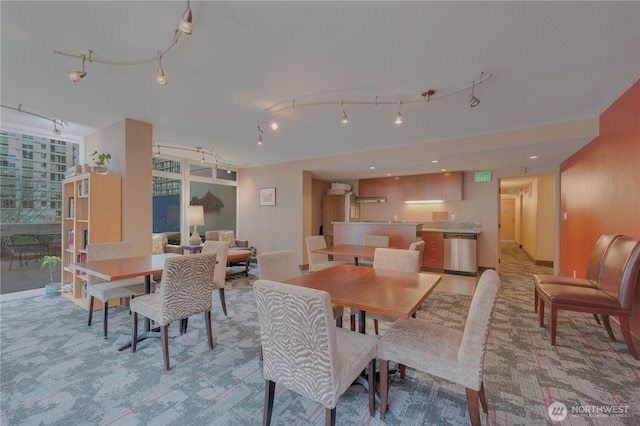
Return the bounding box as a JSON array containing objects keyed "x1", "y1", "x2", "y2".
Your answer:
[{"x1": 332, "y1": 222, "x2": 423, "y2": 253}]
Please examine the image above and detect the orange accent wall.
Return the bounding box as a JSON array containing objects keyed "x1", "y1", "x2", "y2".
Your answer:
[{"x1": 560, "y1": 79, "x2": 640, "y2": 334}]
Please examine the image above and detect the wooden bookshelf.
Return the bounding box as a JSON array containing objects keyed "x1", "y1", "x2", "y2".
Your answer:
[{"x1": 61, "y1": 173, "x2": 122, "y2": 310}]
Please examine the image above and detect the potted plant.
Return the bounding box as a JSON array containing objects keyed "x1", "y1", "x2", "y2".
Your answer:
[
  {"x1": 41, "y1": 255, "x2": 62, "y2": 295},
  {"x1": 89, "y1": 150, "x2": 111, "y2": 174}
]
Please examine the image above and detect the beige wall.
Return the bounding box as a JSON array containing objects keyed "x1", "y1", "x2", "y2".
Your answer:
[
  {"x1": 518, "y1": 176, "x2": 555, "y2": 264},
  {"x1": 84, "y1": 118, "x2": 153, "y2": 255}
]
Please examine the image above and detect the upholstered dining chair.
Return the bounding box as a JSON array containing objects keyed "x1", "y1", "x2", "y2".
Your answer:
[
  {"x1": 130, "y1": 253, "x2": 217, "y2": 370},
  {"x1": 305, "y1": 235, "x2": 349, "y2": 272},
  {"x1": 378, "y1": 269, "x2": 501, "y2": 425},
  {"x1": 408, "y1": 240, "x2": 425, "y2": 266},
  {"x1": 537, "y1": 235, "x2": 640, "y2": 359},
  {"x1": 351, "y1": 248, "x2": 421, "y2": 334},
  {"x1": 359, "y1": 234, "x2": 391, "y2": 266},
  {"x1": 86, "y1": 242, "x2": 153, "y2": 339},
  {"x1": 201, "y1": 240, "x2": 230, "y2": 316},
  {"x1": 257, "y1": 249, "x2": 344, "y2": 327},
  {"x1": 254, "y1": 279, "x2": 378, "y2": 426}
]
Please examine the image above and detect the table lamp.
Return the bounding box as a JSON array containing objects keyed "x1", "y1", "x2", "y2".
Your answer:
[{"x1": 188, "y1": 205, "x2": 204, "y2": 245}]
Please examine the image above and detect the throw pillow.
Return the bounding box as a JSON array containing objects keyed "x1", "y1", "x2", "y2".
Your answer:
[{"x1": 219, "y1": 231, "x2": 236, "y2": 247}]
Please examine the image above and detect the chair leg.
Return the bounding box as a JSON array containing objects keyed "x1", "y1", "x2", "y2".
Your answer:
[
  {"x1": 534, "y1": 287, "x2": 538, "y2": 313},
  {"x1": 538, "y1": 299, "x2": 545, "y2": 327},
  {"x1": 399, "y1": 364, "x2": 406, "y2": 380},
  {"x1": 181, "y1": 318, "x2": 189, "y2": 334},
  {"x1": 325, "y1": 407, "x2": 336, "y2": 426},
  {"x1": 335, "y1": 316, "x2": 343, "y2": 328},
  {"x1": 380, "y1": 359, "x2": 389, "y2": 419},
  {"x1": 219, "y1": 288, "x2": 228, "y2": 316},
  {"x1": 88, "y1": 296, "x2": 94, "y2": 326},
  {"x1": 102, "y1": 300, "x2": 109, "y2": 339},
  {"x1": 619, "y1": 315, "x2": 639, "y2": 360},
  {"x1": 132, "y1": 312, "x2": 138, "y2": 353},
  {"x1": 205, "y1": 311, "x2": 214, "y2": 350},
  {"x1": 478, "y1": 382, "x2": 488, "y2": 413},
  {"x1": 368, "y1": 358, "x2": 375, "y2": 416},
  {"x1": 550, "y1": 306, "x2": 558, "y2": 346},
  {"x1": 593, "y1": 314, "x2": 602, "y2": 325},
  {"x1": 350, "y1": 314, "x2": 356, "y2": 332},
  {"x1": 161, "y1": 325, "x2": 170, "y2": 371},
  {"x1": 263, "y1": 380, "x2": 275, "y2": 426},
  {"x1": 602, "y1": 315, "x2": 616, "y2": 341},
  {"x1": 374, "y1": 319, "x2": 379, "y2": 335},
  {"x1": 465, "y1": 388, "x2": 482, "y2": 426}
]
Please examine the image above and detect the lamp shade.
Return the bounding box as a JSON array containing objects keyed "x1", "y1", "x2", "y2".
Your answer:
[{"x1": 188, "y1": 205, "x2": 204, "y2": 226}]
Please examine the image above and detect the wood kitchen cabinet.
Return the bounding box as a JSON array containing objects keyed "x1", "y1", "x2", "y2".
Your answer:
[
  {"x1": 421, "y1": 231, "x2": 444, "y2": 270},
  {"x1": 358, "y1": 176, "x2": 404, "y2": 201},
  {"x1": 443, "y1": 172, "x2": 463, "y2": 201},
  {"x1": 405, "y1": 174, "x2": 443, "y2": 201}
]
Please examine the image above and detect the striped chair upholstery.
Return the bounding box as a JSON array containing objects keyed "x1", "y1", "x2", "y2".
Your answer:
[
  {"x1": 130, "y1": 253, "x2": 217, "y2": 370},
  {"x1": 378, "y1": 269, "x2": 501, "y2": 425},
  {"x1": 257, "y1": 250, "x2": 344, "y2": 327},
  {"x1": 254, "y1": 279, "x2": 378, "y2": 426}
]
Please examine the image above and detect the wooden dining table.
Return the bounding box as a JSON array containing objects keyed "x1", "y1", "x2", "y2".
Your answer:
[
  {"x1": 285, "y1": 264, "x2": 441, "y2": 333},
  {"x1": 311, "y1": 244, "x2": 388, "y2": 266},
  {"x1": 72, "y1": 253, "x2": 178, "y2": 349}
]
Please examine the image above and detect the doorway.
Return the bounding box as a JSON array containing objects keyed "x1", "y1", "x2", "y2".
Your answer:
[{"x1": 499, "y1": 175, "x2": 555, "y2": 270}]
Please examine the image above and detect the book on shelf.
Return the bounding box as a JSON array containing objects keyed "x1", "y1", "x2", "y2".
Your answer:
[
  {"x1": 77, "y1": 252, "x2": 87, "y2": 262},
  {"x1": 67, "y1": 229, "x2": 74, "y2": 250},
  {"x1": 83, "y1": 230, "x2": 88, "y2": 249},
  {"x1": 68, "y1": 197, "x2": 74, "y2": 218}
]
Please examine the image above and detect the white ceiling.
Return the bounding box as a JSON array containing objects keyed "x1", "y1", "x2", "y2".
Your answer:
[{"x1": 1, "y1": 1, "x2": 639, "y2": 182}]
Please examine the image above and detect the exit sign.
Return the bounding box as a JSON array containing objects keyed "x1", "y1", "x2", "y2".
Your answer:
[{"x1": 474, "y1": 171, "x2": 491, "y2": 183}]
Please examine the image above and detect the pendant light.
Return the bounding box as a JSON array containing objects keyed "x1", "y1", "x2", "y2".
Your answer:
[
  {"x1": 156, "y1": 52, "x2": 167, "y2": 85},
  {"x1": 394, "y1": 101, "x2": 403, "y2": 124},
  {"x1": 178, "y1": 0, "x2": 193, "y2": 35}
]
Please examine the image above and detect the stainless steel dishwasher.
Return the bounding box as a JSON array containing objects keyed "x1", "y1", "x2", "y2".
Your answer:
[{"x1": 443, "y1": 233, "x2": 477, "y2": 276}]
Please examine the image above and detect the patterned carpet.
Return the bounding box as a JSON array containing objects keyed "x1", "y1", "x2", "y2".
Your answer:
[{"x1": 1, "y1": 243, "x2": 638, "y2": 425}]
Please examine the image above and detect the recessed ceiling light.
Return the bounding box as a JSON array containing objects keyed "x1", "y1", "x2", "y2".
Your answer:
[
  {"x1": 369, "y1": 166, "x2": 376, "y2": 170},
  {"x1": 431, "y1": 160, "x2": 438, "y2": 163},
  {"x1": 441, "y1": 168, "x2": 447, "y2": 172},
  {"x1": 270, "y1": 121, "x2": 278, "y2": 130},
  {"x1": 529, "y1": 155, "x2": 538, "y2": 159},
  {"x1": 386, "y1": 173, "x2": 391, "y2": 176}
]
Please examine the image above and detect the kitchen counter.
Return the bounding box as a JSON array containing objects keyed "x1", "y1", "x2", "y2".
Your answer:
[
  {"x1": 332, "y1": 222, "x2": 422, "y2": 251},
  {"x1": 421, "y1": 221, "x2": 481, "y2": 234}
]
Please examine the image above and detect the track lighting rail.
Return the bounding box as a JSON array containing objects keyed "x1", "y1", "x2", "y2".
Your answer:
[
  {"x1": 255, "y1": 72, "x2": 491, "y2": 144},
  {"x1": 1, "y1": 104, "x2": 67, "y2": 135}
]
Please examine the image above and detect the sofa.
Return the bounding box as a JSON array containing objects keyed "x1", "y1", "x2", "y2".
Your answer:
[
  {"x1": 205, "y1": 230, "x2": 249, "y2": 249},
  {"x1": 152, "y1": 233, "x2": 184, "y2": 255}
]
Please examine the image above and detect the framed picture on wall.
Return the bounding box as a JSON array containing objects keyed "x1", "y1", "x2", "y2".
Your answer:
[{"x1": 259, "y1": 187, "x2": 276, "y2": 206}]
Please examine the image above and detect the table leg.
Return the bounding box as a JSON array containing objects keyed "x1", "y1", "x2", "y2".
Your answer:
[
  {"x1": 354, "y1": 257, "x2": 359, "y2": 266},
  {"x1": 118, "y1": 274, "x2": 154, "y2": 351},
  {"x1": 358, "y1": 310, "x2": 366, "y2": 334}
]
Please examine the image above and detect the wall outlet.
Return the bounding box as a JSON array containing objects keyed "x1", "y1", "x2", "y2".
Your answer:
[
  {"x1": 563, "y1": 212, "x2": 568, "y2": 220},
  {"x1": 573, "y1": 270, "x2": 576, "y2": 278},
  {"x1": 450, "y1": 214, "x2": 456, "y2": 221}
]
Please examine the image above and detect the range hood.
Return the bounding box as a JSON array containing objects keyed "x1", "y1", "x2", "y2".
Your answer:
[{"x1": 356, "y1": 196, "x2": 387, "y2": 203}]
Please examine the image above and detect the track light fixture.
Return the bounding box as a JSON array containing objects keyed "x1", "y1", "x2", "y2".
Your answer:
[
  {"x1": 156, "y1": 52, "x2": 167, "y2": 85},
  {"x1": 394, "y1": 101, "x2": 403, "y2": 125},
  {"x1": 1, "y1": 104, "x2": 67, "y2": 136},
  {"x1": 257, "y1": 125, "x2": 264, "y2": 145},
  {"x1": 67, "y1": 53, "x2": 88, "y2": 82},
  {"x1": 340, "y1": 100, "x2": 349, "y2": 124},
  {"x1": 256, "y1": 73, "x2": 492, "y2": 143},
  {"x1": 469, "y1": 72, "x2": 484, "y2": 107},
  {"x1": 54, "y1": 1, "x2": 192, "y2": 84},
  {"x1": 178, "y1": 0, "x2": 193, "y2": 35}
]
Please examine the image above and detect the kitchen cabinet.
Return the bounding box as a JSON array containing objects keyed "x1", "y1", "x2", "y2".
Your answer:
[
  {"x1": 405, "y1": 174, "x2": 443, "y2": 201},
  {"x1": 443, "y1": 172, "x2": 463, "y2": 201},
  {"x1": 421, "y1": 231, "x2": 444, "y2": 270},
  {"x1": 358, "y1": 177, "x2": 404, "y2": 201},
  {"x1": 360, "y1": 172, "x2": 463, "y2": 202}
]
